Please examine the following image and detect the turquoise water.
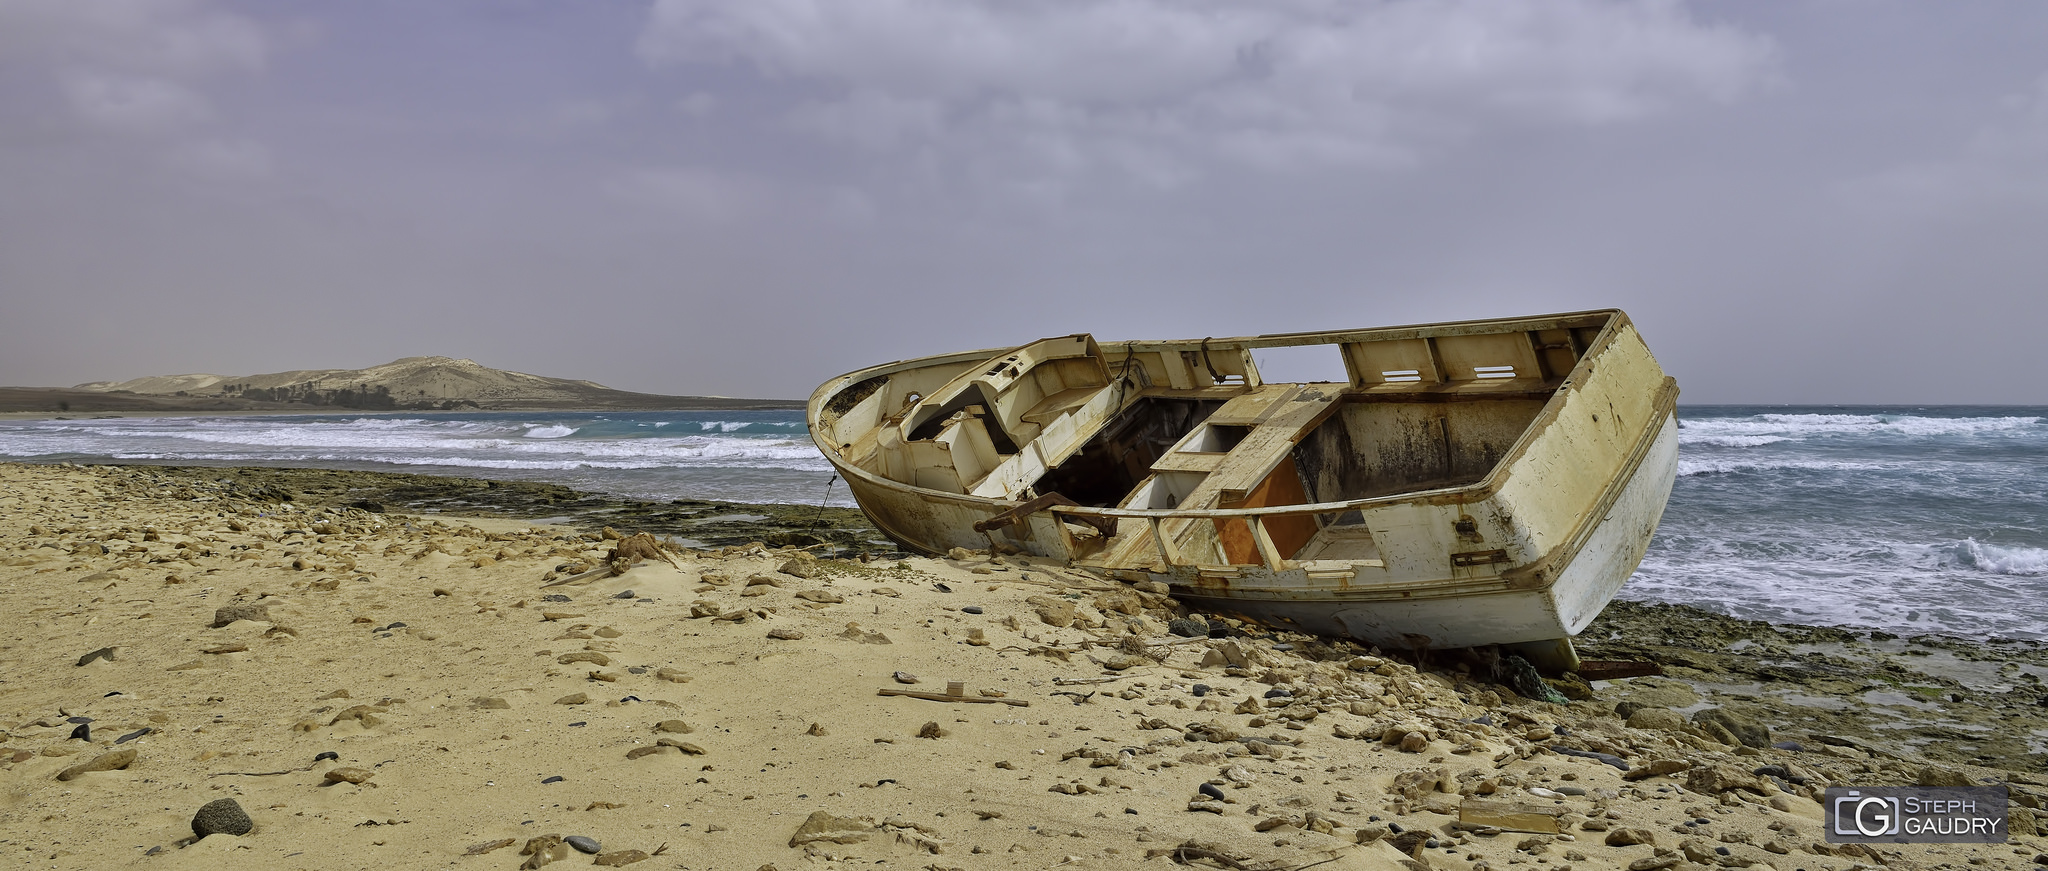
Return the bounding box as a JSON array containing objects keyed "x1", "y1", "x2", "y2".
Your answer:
[{"x1": 5, "y1": 405, "x2": 2044, "y2": 638}]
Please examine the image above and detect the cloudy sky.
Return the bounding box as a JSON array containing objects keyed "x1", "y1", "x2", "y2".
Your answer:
[{"x1": 2, "y1": 1, "x2": 2044, "y2": 404}]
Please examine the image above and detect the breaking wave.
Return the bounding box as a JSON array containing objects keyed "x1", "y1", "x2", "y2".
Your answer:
[{"x1": 1680, "y1": 413, "x2": 2043, "y2": 442}]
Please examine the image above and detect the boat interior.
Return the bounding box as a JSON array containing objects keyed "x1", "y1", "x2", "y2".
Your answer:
[{"x1": 817, "y1": 314, "x2": 1616, "y2": 565}]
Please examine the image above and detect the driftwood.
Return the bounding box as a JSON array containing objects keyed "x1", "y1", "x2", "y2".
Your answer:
[
  {"x1": 541, "y1": 532, "x2": 682, "y2": 588},
  {"x1": 876, "y1": 688, "x2": 1029, "y2": 707}
]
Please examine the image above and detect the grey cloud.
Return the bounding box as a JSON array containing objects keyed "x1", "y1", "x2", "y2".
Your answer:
[{"x1": 639, "y1": 0, "x2": 1776, "y2": 177}]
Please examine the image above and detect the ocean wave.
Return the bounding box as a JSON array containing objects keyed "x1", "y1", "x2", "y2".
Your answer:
[
  {"x1": 1675, "y1": 458, "x2": 1885, "y2": 477},
  {"x1": 1681, "y1": 413, "x2": 2043, "y2": 441},
  {"x1": 1939, "y1": 539, "x2": 2048, "y2": 576},
  {"x1": 523, "y1": 425, "x2": 578, "y2": 439},
  {"x1": 1677, "y1": 434, "x2": 1790, "y2": 448}
]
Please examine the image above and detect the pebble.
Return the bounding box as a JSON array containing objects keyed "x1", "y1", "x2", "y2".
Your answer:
[
  {"x1": 210, "y1": 603, "x2": 271, "y2": 627},
  {"x1": 542, "y1": 775, "x2": 566, "y2": 784},
  {"x1": 962, "y1": 605, "x2": 984, "y2": 614},
  {"x1": 55, "y1": 748, "x2": 136, "y2": 781},
  {"x1": 893, "y1": 671, "x2": 919, "y2": 684},
  {"x1": 324, "y1": 766, "x2": 374, "y2": 784},
  {"x1": 566, "y1": 836, "x2": 601, "y2": 854},
  {"x1": 75, "y1": 646, "x2": 116, "y2": 666},
  {"x1": 191, "y1": 798, "x2": 253, "y2": 837},
  {"x1": 1191, "y1": 684, "x2": 1210, "y2": 697},
  {"x1": 1198, "y1": 783, "x2": 1227, "y2": 801},
  {"x1": 68, "y1": 723, "x2": 90, "y2": 741},
  {"x1": 1556, "y1": 748, "x2": 1630, "y2": 771},
  {"x1": 613, "y1": 590, "x2": 635, "y2": 599},
  {"x1": 767, "y1": 627, "x2": 805, "y2": 640}
]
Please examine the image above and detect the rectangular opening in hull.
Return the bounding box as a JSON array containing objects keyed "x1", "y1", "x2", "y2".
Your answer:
[{"x1": 1030, "y1": 397, "x2": 1223, "y2": 507}]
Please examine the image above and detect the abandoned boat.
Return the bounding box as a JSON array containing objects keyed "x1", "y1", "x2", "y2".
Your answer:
[{"x1": 807, "y1": 309, "x2": 1679, "y2": 669}]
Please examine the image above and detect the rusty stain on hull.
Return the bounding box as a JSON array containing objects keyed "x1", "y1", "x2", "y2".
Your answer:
[{"x1": 807, "y1": 309, "x2": 1679, "y2": 669}]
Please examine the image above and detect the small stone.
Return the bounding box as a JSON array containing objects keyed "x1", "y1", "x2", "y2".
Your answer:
[
  {"x1": 1916, "y1": 764, "x2": 1975, "y2": 788},
  {"x1": 767, "y1": 627, "x2": 805, "y2": 640},
  {"x1": 594, "y1": 851, "x2": 649, "y2": 866},
  {"x1": 1167, "y1": 617, "x2": 1208, "y2": 637},
  {"x1": 962, "y1": 606, "x2": 984, "y2": 614},
  {"x1": 655, "y1": 720, "x2": 694, "y2": 734},
  {"x1": 918, "y1": 721, "x2": 947, "y2": 739},
  {"x1": 893, "y1": 671, "x2": 919, "y2": 684},
  {"x1": 1604, "y1": 827, "x2": 1656, "y2": 847},
  {"x1": 1690, "y1": 707, "x2": 1771, "y2": 749},
  {"x1": 1621, "y1": 757, "x2": 1690, "y2": 781},
  {"x1": 565, "y1": 836, "x2": 601, "y2": 854},
  {"x1": 790, "y1": 811, "x2": 873, "y2": 846},
  {"x1": 795, "y1": 590, "x2": 843, "y2": 604},
  {"x1": 1624, "y1": 707, "x2": 1686, "y2": 730},
  {"x1": 655, "y1": 667, "x2": 691, "y2": 683},
  {"x1": 324, "y1": 766, "x2": 374, "y2": 784},
  {"x1": 56, "y1": 748, "x2": 136, "y2": 781},
  {"x1": 555, "y1": 693, "x2": 590, "y2": 705},
  {"x1": 558, "y1": 651, "x2": 611, "y2": 666},
  {"x1": 76, "y1": 646, "x2": 116, "y2": 666},
  {"x1": 192, "y1": 798, "x2": 254, "y2": 837},
  {"x1": 1398, "y1": 732, "x2": 1430, "y2": 753},
  {"x1": 475, "y1": 697, "x2": 512, "y2": 710},
  {"x1": 1685, "y1": 763, "x2": 1771, "y2": 795},
  {"x1": 625, "y1": 746, "x2": 674, "y2": 760},
  {"x1": 211, "y1": 603, "x2": 270, "y2": 627}
]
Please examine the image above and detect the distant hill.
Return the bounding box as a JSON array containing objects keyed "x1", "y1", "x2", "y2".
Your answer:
[{"x1": 8, "y1": 356, "x2": 802, "y2": 413}]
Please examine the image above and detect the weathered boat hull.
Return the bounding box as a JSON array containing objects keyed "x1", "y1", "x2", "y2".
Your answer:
[{"x1": 808, "y1": 310, "x2": 1678, "y2": 666}]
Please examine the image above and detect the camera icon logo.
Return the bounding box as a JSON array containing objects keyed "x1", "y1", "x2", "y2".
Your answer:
[{"x1": 1833, "y1": 791, "x2": 1902, "y2": 837}]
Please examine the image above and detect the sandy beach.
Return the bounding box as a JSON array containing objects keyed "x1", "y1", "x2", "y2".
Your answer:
[{"x1": 2, "y1": 462, "x2": 2043, "y2": 870}]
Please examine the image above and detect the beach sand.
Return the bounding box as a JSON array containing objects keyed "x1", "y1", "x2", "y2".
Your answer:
[{"x1": 1, "y1": 462, "x2": 2042, "y2": 869}]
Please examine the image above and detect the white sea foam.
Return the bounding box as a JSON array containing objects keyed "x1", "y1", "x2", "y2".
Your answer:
[
  {"x1": 1675, "y1": 458, "x2": 1885, "y2": 477},
  {"x1": 524, "y1": 425, "x2": 577, "y2": 439},
  {"x1": 1677, "y1": 434, "x2": 1791, "y2": 448},
  {"x1": 1940, "y1": 539, "x2": 2048, "y2": 576},
  {"x1": 1681, "y1": 413, "x2": 2043, "y2": 441}
]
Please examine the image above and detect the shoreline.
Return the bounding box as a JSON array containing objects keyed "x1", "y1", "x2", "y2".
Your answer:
[
  {"x1": 2, "y1": 461, "x2": 2044, "y2": 868},
  {"x1": 0, "y1": 404, "x2": 809, "y2": 422}
]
